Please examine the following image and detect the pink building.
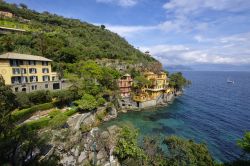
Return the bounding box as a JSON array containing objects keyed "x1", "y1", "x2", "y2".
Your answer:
[{"x1": 118, "y1": 74, "x2": 133, "y2": 98}]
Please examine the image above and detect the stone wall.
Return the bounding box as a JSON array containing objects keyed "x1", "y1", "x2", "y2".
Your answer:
[
  {"x1": 11, "y1": 81, "x2": 70, "y2": 93},
  {"x1": 137, "y1": 93, "x2": 176, "y2": 109},
  {"x1": 139, "y1": 99, "x2": 157, "y2": 108}
]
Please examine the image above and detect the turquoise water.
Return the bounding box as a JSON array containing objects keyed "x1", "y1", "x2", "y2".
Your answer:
[{"x1": 101, "y1": 71, "x2": 250, "y2": 162}]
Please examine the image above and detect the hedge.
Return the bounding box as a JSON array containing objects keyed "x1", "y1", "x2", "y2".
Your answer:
[
  {"x1": 63, "y1": 108, "x2": 78, "y2": 117},
  {"x1": 12, "y1": 102, "x2": 54, "y2": 122},
  {"x1": 24, "y1": 117, "x2": 51, "y2": 130}
]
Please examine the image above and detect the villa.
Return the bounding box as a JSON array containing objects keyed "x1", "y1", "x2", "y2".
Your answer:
[
  {"x1": 0, "y1": 52, "x2": 67, "y2": 93},
  {"x1": 117, "y1": 71, "x2": 174, "y2": 109},
  {"x1": 118, "y1": 74, "x2": 133, "y2": 98},
  {"x1": 133, "y1": 72, "x2": 174, "y2": 108},
  {"x1": 0, "y1": 11, "x2": 13, "y2": 18}
]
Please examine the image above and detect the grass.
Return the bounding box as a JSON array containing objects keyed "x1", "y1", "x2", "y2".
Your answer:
[
  {"x1": 24, "y1": 117, "x2": 51, "y2": 130},
  {"x1": 0, "y1": 19, "x2": 30, "y2": 30},
  {"x1": 20, "y1": 107, "x2": 78, "y2": 130},
  {"x1": 63, "y1": 108, "x2": 78, "y2": 116},
  {"x1": 12, "y1": 102, "x2": 55, "y2": 122}
]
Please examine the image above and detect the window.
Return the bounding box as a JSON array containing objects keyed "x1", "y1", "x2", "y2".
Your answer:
[
  {"x1": 43, "y1": 75, "x2": 50, "y2": 82},
  {"x1": 21, "y1": 68, "x2": 26, "y2": 74},
  {"x1": 42, "y1": 61, "x2": 49, "y2": 66},
  {"x1": 29, "y1": 68, "x2": 37, "y2": 74},
  {"x1": 22, "y1": 88, "x2": 26, "y2": 92},
  {"x1": 10, "y1": 59, "x2": 19, "y2": 66},
  {"x1": 11, "y1": 77, "x2": 21, "y2": 84},
  {"x1": 31, "y1": 85, "x2": 37, "y2": 90},
  {"x1": 30, "y1": 76, "x2": 38, "y2": 82},
  {"x1": 53, "y1": 83, "x2": 60, "y2": 90},
  {"x1": 42, "y1": 68, "x2": 49, "y2": 73},
  {"x1": 12, "y1": 68, "x2": 20, "y2": 75},
  {"x1": 15, "y1": 87, "x2": 18, "y2": 92},
  {"x1": 29, "y1": 60, "x2": 36, "y2": 66},
  {"x1": 45, "y1": 84, "x2": 48, "y2": 88},
  {"x1": 19, "y1": 60, "x2": 24, "y2": 65},
  {"x1": 21, "y1": 77, "x2": 28, "y2": 83}
]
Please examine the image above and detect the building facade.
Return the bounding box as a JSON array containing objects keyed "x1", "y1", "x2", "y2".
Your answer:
[
  {"x1": 118, "y1": 74, "x2": 133, "y2": 98},
  {"x1": 0, "y1": 52, "x2": 65, "y2": 93},
  {"x1": 133, "y1": 72, "x2": 170, "y2": 102},
  {"x1": 0, "y1": 11, "x2": 13, "y2": 18}
]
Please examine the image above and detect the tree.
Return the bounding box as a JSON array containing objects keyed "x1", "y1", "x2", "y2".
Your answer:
[
  {"x1": 133, "y1": 75, "x2": 151, "y2": 89},
  {"x1": 27, "y1": 90, "x2": 52, "y2": 105},
  {"x1": 163, "y1": 136, "x2": 214, "y2": 166},
  {"x1": 0, "y1": 35, "x2": 14, "y2": 51},
  {"x1": 238, "y1": 132, "x2": 250, "y2": 154},
  {"x1": 169, "y1": 72, "x2": 189, "y2": 90},
  {"x1": 0, "y1": 75, "x2": 17, "y2": 136},
  {"x1": 143, "y1": 136, "x2": 166, "y2": 166},
  {"x1": 49, "y1": 113, "x2": 68, "y2": 129},
  {"x1": 0, "y1": 76, "x2": 49, "y2": 165},
  {"x1": 74, "y1": 94, "x2": 98, "y2": 111},
  {"x1": 19, "y1": 3, "x2": 28, "y2": 9},
  {"x1": 114, "y1": 127, "x2": 147, "y2": 165},
  {"x1": 101, "y1": 25, "x2": 106, "y2": 30},
  {"x1": 79, "y1": 60, "x2": 103, "y2": 80},
  {"x1": 100, "y1": 67, "x2": 120, "y2": 91},
  {"x1": 16, "y1": 92, "x2": 31, "y2": 108},
  {"x1": 220, "y1": 132, "x2": 250, "y2": 166},
  {"x1": 59, "y1": 47, "x2": 80, "y2": 63}
]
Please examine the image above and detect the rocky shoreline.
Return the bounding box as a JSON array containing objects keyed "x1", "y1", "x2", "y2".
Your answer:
[{"x1": 40, "y1": 91, "x2": 182, "y2": 165}]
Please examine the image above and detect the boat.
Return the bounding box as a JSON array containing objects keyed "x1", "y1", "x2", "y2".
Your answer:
[{"x1": 227, "y1": 78, "x2": 234, "y2": 84}]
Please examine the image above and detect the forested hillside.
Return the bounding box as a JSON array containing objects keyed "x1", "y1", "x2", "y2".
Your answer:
[{"x1": 0, "y1": 1, "x2": 155, "y2": 65}]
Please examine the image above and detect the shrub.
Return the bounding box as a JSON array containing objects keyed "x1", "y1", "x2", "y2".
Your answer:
[
  {"x1": 114, "y1": 127, "x2": 146, "y2": 162},
  {"x1": 16, "y1": 92, "x2": 31, "y2": 109},
  {"x1": 28, "y1": 90, "x2": 52, "y2": 105},
  {"x1": 163, "y1": 136, "x2": 214, "y2": 166},
  {"x1": 97, "y1": 97, "x2": 106, "y2": 106},
  {"x1": 51, "y1": 90, "x2": 77, "y2": 107},
  {"x1": 96, "y1": 110, "x2": 107, "y2": 121},
  {"x1": 24, "y1": 117, "x2": 51, "y2": 130},
  {"x1": 237, "y1": 131, "x2": 250, "y2": 154},
  {"x1": 48, "y1": 110, "x2": 61, "y2": 118},
  {"x1": 12, "y1": 102, "x2": 54, "y2": 122},
  {"x1": 74, "y1": 94, "x2": 98, "y2": 112},
  {"x1": 80, "y1": 124, "x2": 92, "y2": 133},
  {"x1": 64, "y1": 108, "x2": 78, "y2": 116},
  {"x1": 49, "y1": 113, "x2": 68, "y2": 129}
]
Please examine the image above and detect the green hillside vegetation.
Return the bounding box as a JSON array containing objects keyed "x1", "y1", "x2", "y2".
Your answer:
[
  {"x1": 0, "y1": 1, "x2": 155, "y2": 67},
  {"x1": 0, "y1": 19, "x2": 29, "y2": 30}
]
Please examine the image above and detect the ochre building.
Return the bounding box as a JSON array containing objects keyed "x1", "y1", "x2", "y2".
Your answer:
[
  {"x1": 0, "y1": 52, "x2": 65, "y2": 93},
  {"x1": 133, "y1": 72, "x2": 172, "y2": 102}
]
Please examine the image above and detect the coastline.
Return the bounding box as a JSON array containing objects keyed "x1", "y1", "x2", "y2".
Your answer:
[
  {"x1": 119, "y1": 90, "x2": 182, "y2": 113},
  {"x1": 43, "y1": 90, "x2": 183, "y2": 165}
]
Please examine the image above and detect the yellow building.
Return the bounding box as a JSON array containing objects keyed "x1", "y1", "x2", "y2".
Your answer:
[
  {"x1": 0, "y1": 11, "x2": 14, "y2": 18},
  {"x1": 0, "y1": 52, "x2": 63, "y2": 93},
  {"x1": 133, "y1": 71, "x2": 171, "y2": 102}
]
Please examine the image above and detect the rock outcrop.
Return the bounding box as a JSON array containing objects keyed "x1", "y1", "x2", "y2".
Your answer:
[{"x1": 42, "y1": 125, "x2": 121, "y2": 166}]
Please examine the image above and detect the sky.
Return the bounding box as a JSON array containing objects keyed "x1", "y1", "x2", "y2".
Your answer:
[{"x1": 5, "y1": 0, "x2": 250, "y2": 70}]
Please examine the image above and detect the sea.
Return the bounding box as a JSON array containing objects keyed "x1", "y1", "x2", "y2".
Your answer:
[{"x1": 100, "y1": 71, "x2": 250, "y2": 162}]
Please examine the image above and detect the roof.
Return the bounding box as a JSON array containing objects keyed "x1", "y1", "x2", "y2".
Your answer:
[
  {"x1": 123, "y1": 74, "x2": 131, "y2": 77},
  {"x1": 159, "y1": 71, "x2": 167, "y2": 75},
  {"x1": 0, "y1": 52, "x2": 52, "y2": 62},
  {"x1": 144, "y1": 72, "x2": 155, "y2": 75}
]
